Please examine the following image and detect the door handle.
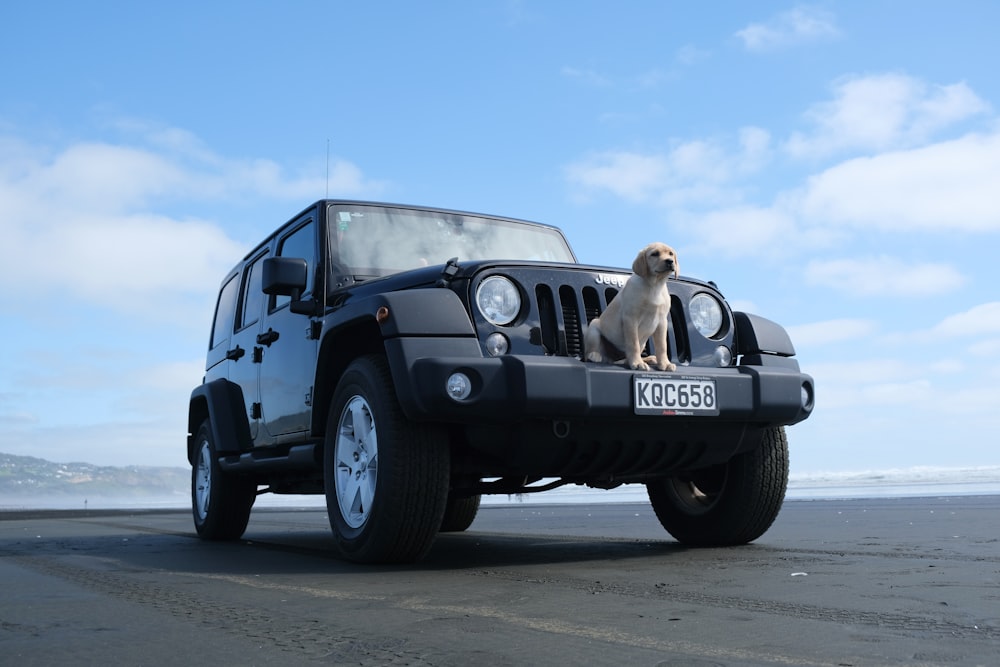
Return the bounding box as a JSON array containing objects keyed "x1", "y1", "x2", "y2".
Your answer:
[
  {"x1": 225, "y1": 345, "x2": 245, "y2": 361},
  {"x1": 256, "y1": 328, "x2": 280, "y2": 346}
]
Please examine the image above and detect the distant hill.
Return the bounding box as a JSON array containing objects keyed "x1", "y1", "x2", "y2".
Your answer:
[{"x1": 0, "y1": 452, "x2": 189, "y2": 509}]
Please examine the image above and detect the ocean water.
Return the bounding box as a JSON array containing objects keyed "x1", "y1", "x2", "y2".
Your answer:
[
  {"x1": 484, "y1": 466, "x2": 1000, "y2": 505},
  {"x1": 4, "y1": 466, "x2": 999, "y2": 511},
  {"x1": 255, "y1": 465, "x2": 1000, "y2": 508}
]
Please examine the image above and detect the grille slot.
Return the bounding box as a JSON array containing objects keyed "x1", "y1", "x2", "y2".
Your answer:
[
  {"x1": 582, "y1": 286, "x2": 603, "y2": 323},
  {"x1": 670, "y1": 294, "x2": 689, "y2": 364},
  {"x1": 534, "y1": 284, "x2": 559, "y2": 354},
  {"x1": 559, "y1": 285, "x2": 584, "y2": 358}
]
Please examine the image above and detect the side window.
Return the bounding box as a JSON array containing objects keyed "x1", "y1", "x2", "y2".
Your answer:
[
  {"x1": 238, "y1": 254, "x2": 267, "y2": 330},
  {"x1": 210, "y1": 274, "x2": 240, "y2": 349},
  {"x1": 273, "y1": 220, "x2": 316, "y2": 310}
]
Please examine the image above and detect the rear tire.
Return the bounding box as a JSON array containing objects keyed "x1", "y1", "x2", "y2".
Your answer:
[
  {"x1": 647, "y1": 426, "x2": 789, "y2": 546},
  {"x1": 324, "y1": 355, "x2": 450, "y2": 563},
  {"x1": 191, "y1": 419, "x2": 256, "y2": 540},
  {"x1": 440, "y1": 493, "x2": 481, "y2": 532}
]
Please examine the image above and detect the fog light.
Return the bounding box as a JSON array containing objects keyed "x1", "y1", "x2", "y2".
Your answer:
[
  {"x1": 446, "y1": 372, "x2": 472, "y2": 401},
  {"x1": 485, "y1": 332, "x2": 509, "y2": 356},
  {"x1": 801, "y1": 383, "x2": 814, "y2": 410},
  {"x1": 714, "y1": 345, "x2": 733, "y2": 367}
]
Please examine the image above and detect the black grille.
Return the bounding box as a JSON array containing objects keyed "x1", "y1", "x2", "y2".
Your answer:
[
  {"x1": 532, "y1": 279, "x2": 688, "y2": 363},
  {"x1": 470, "y1": 266, "x2": 703, "y2": 364}
]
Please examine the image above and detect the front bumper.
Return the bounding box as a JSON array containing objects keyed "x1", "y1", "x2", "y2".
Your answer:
[{"x1": 386, "y1": 338, "x2": 814, "y2": 427}]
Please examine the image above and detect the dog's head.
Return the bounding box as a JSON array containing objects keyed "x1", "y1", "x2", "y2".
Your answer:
[{"x1": 632, "y1": 242, "x2": 679, "y2": 279}]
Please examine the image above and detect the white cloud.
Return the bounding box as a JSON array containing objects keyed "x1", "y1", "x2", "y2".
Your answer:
[
  {"x1": 0, "y1": 122, "x2": 388, "y2": 467},
  {"x1": 786, "y1": 74, "x2": 990, "y2": 159},
  {"x1": 564, "y1": 128, "x2": 772, "y2": 207},
  {"x1": 737, "y1": 126, "x2": 772, "y2": 172},
  {"x1": 674, "y1": 205, "x2": 799, "y2": 258},
  {"x1": 804, "y1": 256, "x2": 966, "y2": 296},
  {"x1": 0, "y1": 204, "x2": 246, "y2": 320},
  {"x1": 860, "y1": 379, "x2": 933, "y2": 406},
  {"x1": 561, "y1": 66, "x2": 611, "y2": 87},
  {"x1": 806, "y1": 359, "x2": 928, "y2": 409},
  {"x1": 807, "y1": 359, "x2": 925, "y2": 386},
  {"x1": 934, "y1": 380, "x2": 1000, "y2": 414},
  {"x1": 675, "y1": 44, "x2": 710, "y2": 66},
  {"x1": 13, "y1": 142, "x2": 187, "y2": 214},
  {"x1": 0, "y1": 419, "x2": 191, "y2": 468},
  {"x1": 804, "y1": 356, "x2": 1000, "y2": 415},
  {"x1": 566, "y1": 151, "x2": 670, "y2": 203},
  {"x1": 930, "y1": 359, "x2": 964, "y2": 374},
  {"x1": 797, "y1": 129, "x2": 1000, "y2": 232},
  {"x1": 0, "y1": 127, "x2": 383, "y2": 319},
  {"x1": 633, "y1": 68, "x2": 674, "y2": 90},
  {"x1": 678, "y1": 123, "x2": 1000, "y2": 257},
  {"x1": 931, "y1": 302, "x2": 1000, "y2": 337},
  {"x1": 968, "y1": 338, "x2": 1000, "y2": 356},
  {"x1": 786, "y1": 318, "x2": 877, "y2": 347},
  {"x1": 735, "y1": 6, "x2": 840, "y2": 52},
  {"x1": 565, "y1": 73, "x2": 999, "y2": 252}
]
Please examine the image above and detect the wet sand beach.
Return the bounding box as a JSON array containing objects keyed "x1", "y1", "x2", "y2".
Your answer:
[{"x1": 2, "y1": 496, "x2": 998, "y2": 666}]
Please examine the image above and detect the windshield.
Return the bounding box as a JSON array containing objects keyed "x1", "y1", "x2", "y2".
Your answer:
[{"x1": 329, "y1": 204, "x2": 576, "y2": 275}]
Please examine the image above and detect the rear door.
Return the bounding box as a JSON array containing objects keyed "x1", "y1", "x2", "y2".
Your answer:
[
  {"x1": 204, "y1": 271, "x2": 240, "y2": 383},
  {"x1": 229, "y1": 251, "x2": 269, "y2": 441}
]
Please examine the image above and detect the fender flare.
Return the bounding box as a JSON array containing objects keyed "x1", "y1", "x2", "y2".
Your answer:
[
  {"x1": 322, "y1": 288, "x2": 477, "y2": 338},
  {"x1": 187, "y1": 379, "x2": 252, "y2": 463},
  {"x1": 734, "y1": 312, "x2": 796, "y2": 357},
  {"x1": 312, "y1": 288, "x2": 478, "y2": 428}
]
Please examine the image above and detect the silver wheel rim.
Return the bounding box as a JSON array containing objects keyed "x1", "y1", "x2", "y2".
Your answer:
[
  {"x1": 668, "y1": 479, "x2": 716, "y2": 512},
  {"x1": 667, "y1": 467, "x2": 727, "y2": 515},
  {"x1": 335, "y1": 395, "x2": 378, "y2": 529},
  {"x1": 194, "y1": 440, "x2": 212, "y2": 521}
]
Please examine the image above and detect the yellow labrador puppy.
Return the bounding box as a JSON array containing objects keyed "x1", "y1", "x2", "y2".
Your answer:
[{"x1": 584, "y1": 242, "x2": 678, "y2": 372}]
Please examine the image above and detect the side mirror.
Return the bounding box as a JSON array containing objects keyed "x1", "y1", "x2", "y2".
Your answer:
[{"x1": 262, "y1": 256, "x2": 307, "y2": 301}]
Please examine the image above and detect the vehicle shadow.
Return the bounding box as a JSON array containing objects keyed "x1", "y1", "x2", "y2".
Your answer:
[
  {"x1": 0, "y1": 506, "x2": 738, "y2": 577},
  {"x1": 203, "y1": 528, "x2": 695, "y2": 575}
]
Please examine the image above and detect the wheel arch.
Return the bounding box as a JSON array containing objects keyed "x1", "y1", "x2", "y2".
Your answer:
[
  {"x1": 187, "y1": 379, "x2": 253, "y2": 465},
  {"x1": 311, "y1": 317, "x2": 386, "y2": 439},
  {"x1": 310, "y1": 288, "x2": 477, "y2": 438}
]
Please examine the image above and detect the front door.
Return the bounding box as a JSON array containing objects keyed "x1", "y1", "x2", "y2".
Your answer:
[{"x1": 258, "y1": 215, "x2": 320, "y2": 441}]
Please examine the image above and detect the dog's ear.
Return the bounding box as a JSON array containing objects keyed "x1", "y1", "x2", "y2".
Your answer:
[
  {"x1": 672, "y1": 255, "x2": 680, "y2": 279},
  {"x1": 632, "y1": 246, "x2": 650, "y2": 277}
]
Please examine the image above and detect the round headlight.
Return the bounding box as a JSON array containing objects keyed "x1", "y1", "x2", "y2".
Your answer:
[
  {"x1": 690, "y1": 293, "x2": 724, "y2": 338},
  {"x1": 476, "y1": 276, "x2": 521, "y2": 325}
]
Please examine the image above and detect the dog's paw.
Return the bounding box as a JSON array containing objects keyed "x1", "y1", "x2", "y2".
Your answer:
[
  {"x1": 586, "y1": 351, "x2": 604, "y2": 363},
  {"x1": 629, "y1": 359, "x2": 651, "y2": 371},
  {"x1": 657, "y1": 360, "x2": 677, "y2": 372}
]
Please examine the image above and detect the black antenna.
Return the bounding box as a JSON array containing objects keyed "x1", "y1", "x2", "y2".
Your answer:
[{"x1": 325, "y1": 138, "x2": 330, "y2": 198}]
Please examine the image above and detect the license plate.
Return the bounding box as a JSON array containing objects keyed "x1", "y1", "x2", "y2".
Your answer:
[{"x1": 633, "y1": 376, "x2": 719, "y2": 416}]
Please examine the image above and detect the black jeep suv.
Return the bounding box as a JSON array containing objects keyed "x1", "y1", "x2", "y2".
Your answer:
[{"x1": 188, "y1": 200, "x2": 814, "y2": 563}]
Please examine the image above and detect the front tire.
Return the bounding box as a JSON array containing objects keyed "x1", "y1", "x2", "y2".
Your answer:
[
  {"x1": 324, "y1": 355, "x2": 450, "y2": 563},
  {"x1": 647, "y1": 426, "x2": 789, "y2": 546},
  {"x1": 191, "y1": 419, "x2": 256, "y2": 540}
]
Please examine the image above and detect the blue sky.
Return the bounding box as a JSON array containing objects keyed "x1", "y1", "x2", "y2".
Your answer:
[{"x1": 2, "y1": 2, "x2": 1000, "y2": 476}]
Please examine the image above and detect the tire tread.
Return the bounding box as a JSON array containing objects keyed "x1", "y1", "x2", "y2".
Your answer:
[{"x1": 647, "y1": 426, "x2": 789, "y2": 547}]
